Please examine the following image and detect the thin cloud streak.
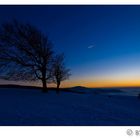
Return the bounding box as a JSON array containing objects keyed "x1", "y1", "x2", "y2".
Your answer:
[{"x1": 88, "y1": 45, "x2": 95, "y2": 49}]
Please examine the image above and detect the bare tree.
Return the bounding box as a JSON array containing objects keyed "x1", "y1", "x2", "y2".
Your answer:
[
  {"x1": 52, "y1": 54, "x2": 71, "y2": 93},
  {"x1": 0, "y1": 20, "x2": 53, "y2": 92}
]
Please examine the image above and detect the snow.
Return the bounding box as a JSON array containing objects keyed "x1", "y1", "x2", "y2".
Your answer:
[{"x1": 0, "y1": 87, "x2": 140, "y2": 125}]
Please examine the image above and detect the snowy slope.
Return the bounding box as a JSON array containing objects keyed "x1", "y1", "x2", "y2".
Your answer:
[{"x1": 0, "y1": 87, "x2": 140, "y2": 125}]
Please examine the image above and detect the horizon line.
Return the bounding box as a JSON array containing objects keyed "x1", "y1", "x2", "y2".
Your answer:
[{"x1": 1, "y1": 84, "x2": 140, "y2": 89}]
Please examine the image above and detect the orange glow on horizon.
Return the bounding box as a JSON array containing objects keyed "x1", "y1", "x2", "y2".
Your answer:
[
  {"x1": 2, "y1": 79, "x2": 140, "y2": 88},
  {"x1": 60, "y1": 79, "x2": 140, "y2": 88}
]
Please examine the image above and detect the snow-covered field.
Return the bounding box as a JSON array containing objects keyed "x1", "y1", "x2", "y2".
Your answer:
[{"x1": 0, "y1": 87, "x2": 140, "y2": 125}]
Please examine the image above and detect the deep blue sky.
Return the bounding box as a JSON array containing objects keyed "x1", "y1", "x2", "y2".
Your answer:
[{"x1": 1, "y1": 5, "x2": 140, "y2": 87}]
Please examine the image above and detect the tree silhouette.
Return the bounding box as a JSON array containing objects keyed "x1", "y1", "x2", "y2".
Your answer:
[
  {"x1": 0, "y1": 20, "x2": 53, "y2": 92},
  {"x1": 52, "y1": 54, "x2": 71, "y2": 93}
]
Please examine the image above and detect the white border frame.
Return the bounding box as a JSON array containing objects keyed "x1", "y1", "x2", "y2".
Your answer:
[{"x1": 0, "y1": 2, "x2": 140, "y2": 140}]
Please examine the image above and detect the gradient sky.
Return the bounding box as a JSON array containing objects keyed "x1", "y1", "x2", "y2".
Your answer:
[{"x1": 1, "y1": 5, "x2": 140, "y2": 87}]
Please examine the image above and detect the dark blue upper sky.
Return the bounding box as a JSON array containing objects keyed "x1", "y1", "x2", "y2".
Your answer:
[{"x1": 1, "y1": 5, "x2": 140, "y2": 87}]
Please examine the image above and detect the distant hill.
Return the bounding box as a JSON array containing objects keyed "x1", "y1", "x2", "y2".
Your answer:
[
  {"x1": 64, "y1": 86, "x2": 125, "y2": 95},
  {"x1": 70, "y1": 86, "x2": 89, "y2": 90},
  {"x1": 65, "y1": 86, "x2": 91, "y2": 94}
]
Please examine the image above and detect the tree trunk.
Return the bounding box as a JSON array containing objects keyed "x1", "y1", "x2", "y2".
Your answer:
[
  {"x1": 42, "y1": 79, "x2": 47, "y2": 92},
  {"x1": 56, "y1": 82, "x2": 60, "y2": 94},
  {"x1": 41, "y1": 67, "x2": 47, "y2": 92}
]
